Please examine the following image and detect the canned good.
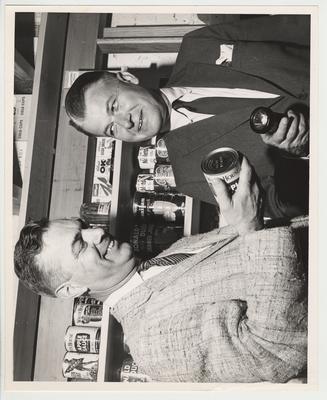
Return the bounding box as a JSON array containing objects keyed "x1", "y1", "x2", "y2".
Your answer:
[
  {"x1": 75, "y1": 296, "x2": 103, "y2": 306},
  {"x1": 133, "y1": 192, "x2": 185, "y2": 223},
  {"x1": 73, "y1": 303, "x2": 103, "y2": 327},
  {"x1": 138, "y1": 145, "x2": 157, "y2": 170},
  {"x1": 119, "y1": 357, "x2": 152, "y2": 382},
  {"x1": 136, "y1": 173, "x2": 176, "y2": 193},
  {"x1": 130, "y1": 223, "x2": 184, "y2": 259},
  {"x1": 62, "y1": 352, "x2": 99, "y2": 381},
  {"x1": 80, "y1": 202, "x2": 111, "y2": 225},
  {"x1": 154, "y1": 164, "x2": 176, "y2": 188},
  {"x1": 65, "y1": 326, "x2": 101, "y2": 353},
  {"x1": 201, "y1": 147, "x2": 241, "y2": 199},
  {"x1": 155, "y1": 137, "x2": 170, "y2": 163}
]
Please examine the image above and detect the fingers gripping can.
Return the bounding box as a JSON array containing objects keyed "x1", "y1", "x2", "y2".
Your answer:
[{"x1": 201, "y1": 147, "x2": 241, "y2": 201}]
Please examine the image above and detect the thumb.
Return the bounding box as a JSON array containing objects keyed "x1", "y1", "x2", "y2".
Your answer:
[{"x1": 211, "y1": 178, "x2": 232, "y2": 211}]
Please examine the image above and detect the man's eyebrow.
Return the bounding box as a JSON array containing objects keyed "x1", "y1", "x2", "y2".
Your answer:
[{"x1": 71, "y1": 231, "x2": 83, "y2": 258}]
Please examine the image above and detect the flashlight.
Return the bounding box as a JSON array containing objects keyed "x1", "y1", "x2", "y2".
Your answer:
[{"x1": 250, "y1": 107, "x2": 285, "y2": 134}]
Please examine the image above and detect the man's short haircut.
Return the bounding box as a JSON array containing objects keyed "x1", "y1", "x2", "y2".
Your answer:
[
  {"x1": 65, "y1": 70, "x2": 116, "y2": 128},
  {"x1": 14, "y1": 219, "x2": 68, "y2": 297}
]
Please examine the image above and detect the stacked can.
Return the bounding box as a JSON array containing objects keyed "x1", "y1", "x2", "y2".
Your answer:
[
  {"x1": 137, "y1": 137, "x2": 170, "y2": 171},
  {"x1": 136, "y1": 164, "x2": 177, "y2": 193},
  {"x1": 117, "y1": 357, "x2": 152, "y2": 382},
  {"x1": 80, "y1": 202, "x2": 111, "y2": 226},
  {"x1": 62, "y1": 352, "x2": 99, "y2": 381},
  {"x1": 73, "y1": 302, "x2": 103, "y2": 327},
  {"x1": 63, "y1": 296, "x2": 103, "y2": 381}
]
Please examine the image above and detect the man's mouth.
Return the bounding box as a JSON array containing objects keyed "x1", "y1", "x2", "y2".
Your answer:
[
  {"x1": 138, "y1": 110, "x2": 143, "y2": 132},
  {"x1": 104, "y1": 237, "x2": 115, "y2": 259}
]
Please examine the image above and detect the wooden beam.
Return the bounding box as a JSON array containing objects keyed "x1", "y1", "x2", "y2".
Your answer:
[
  {"x1": 103, "y1": 24, "x2": 202, "y2": 38},
  {"x1": 97, "y1": 37, "x2": 183, "y2": 54}
]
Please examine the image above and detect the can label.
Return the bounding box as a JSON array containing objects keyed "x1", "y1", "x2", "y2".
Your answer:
[
  {"x1": 65, "y1": 326, "x2": 100, "y2": 353},
  {"x1": 156, "y1": 138, "x2": 170, "y2": 162},
  {"x1": 133, "y1": 192, "x2": 185, "y2": 223},
  {"x1": 154, "y1": 165, "x2": 176, "y2": 188},
  {"x1": 75, "y1": 296, "x2": 103, "y2": 306},
  {"x1": 136, "y1": 174, "x2": 155, "y2": 192},
  {"x1": 130, "y1": 223, "x2": 184, "y2": 258},
  {"x1": 73, "y1": 304, "x2": 103, "y2": 327},
  {"x1": 201, "y1": 147, "x2": 241, "y2": 200},
  {"x1": 62, "y1": 352, "x2": 99, "y2": 381},
  {"x1": 119, "y1": 358, "x2": 152, "y2": 382},
  {"x1": 138, "y1": 146, "x2": 157, "y2": 170},
  {"x1": 136, "y1": 172, "x2": 176, "y2": 193}
]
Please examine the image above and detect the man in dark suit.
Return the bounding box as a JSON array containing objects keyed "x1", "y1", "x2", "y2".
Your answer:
[{"x1": 65, "y1": 15, "x2": 310, "y2": 219}]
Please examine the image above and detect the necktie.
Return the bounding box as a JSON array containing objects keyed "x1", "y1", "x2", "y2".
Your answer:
[
  {"x1": 137, "y1": 252, "x2": 193, "y2": 272},
  {"x1": 172, "y1": 98, "x2": 200, "y2": 113},
  {"x1": 172, "y1": 96, "x2": 267, "y2": 116}
]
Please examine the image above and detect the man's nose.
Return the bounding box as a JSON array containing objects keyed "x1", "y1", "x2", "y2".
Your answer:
[
  {"x1": 82, "y1": 227, "x2": 105, "y2": 245},
  {"x1": 114, "y1": 112, "x2": 134, "y2": 129}
]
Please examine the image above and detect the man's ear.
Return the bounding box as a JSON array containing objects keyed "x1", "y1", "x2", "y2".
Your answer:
[
  {"x1": 116, "y1": 71, "x2": 139, "y2": 85},
  {"x1": 55, "y1": 281, "x2": 88, "y2": 299}
]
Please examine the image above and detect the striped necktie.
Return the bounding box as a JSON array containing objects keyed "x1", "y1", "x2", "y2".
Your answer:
[{"x1": 137, "y1": 252, "x2": 193, "y2": 272}]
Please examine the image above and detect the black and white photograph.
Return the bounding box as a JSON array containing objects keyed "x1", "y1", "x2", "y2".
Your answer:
[{"x1": 1, "y1": 2, "x2": 322, "y2": 397}]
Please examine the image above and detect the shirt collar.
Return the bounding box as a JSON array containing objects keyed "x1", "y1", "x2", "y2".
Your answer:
[
  {"x1": 103, "y1": 270, "x2": 145, "y2": 308},
  {"x1": 160, "y1": 87, "x2": 189, "y2": 106},
  {"x1": 89, "y1": 267, "x2": 139, "y2": 304}
]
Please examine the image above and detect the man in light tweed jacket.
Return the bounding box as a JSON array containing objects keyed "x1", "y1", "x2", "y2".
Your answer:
[{"x1": 14, "y1": 157, "x2": 307, "y2": 383}]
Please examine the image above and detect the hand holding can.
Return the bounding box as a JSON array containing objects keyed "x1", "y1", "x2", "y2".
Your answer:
[{"x1": 204, "y1": 154, "x2": 264, "y2": 235}]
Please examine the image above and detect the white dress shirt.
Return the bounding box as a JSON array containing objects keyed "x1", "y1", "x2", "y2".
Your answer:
[{"x1": 160, "y1": 86, "x2": 279, "y2": 130}]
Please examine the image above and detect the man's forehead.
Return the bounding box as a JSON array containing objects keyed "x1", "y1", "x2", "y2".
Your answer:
[
  {"x1": 47, "y1": 219, "x2": 80, "y2": 235},
  {"x1": 90, "y1": 76, "x2": 118, "y2": 92}
]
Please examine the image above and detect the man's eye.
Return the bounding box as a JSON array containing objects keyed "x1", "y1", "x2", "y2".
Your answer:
[
  {"x1": 111, "y1": 99, "x2": 118, "y2": 112},
  {"x1": 79, "y1": 239, "x2": 88, "y2": 255},
  {"x1": 109, "y1": 123, "x2": 115, "y2": 137}
]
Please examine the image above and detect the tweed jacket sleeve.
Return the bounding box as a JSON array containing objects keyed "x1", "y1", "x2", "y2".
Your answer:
[{"x1": 112, "y1": 225, "x2": 307, "y2": 383}]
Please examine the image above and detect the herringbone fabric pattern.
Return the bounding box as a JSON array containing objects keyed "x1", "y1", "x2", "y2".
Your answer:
[{"x1": 112, "y1": 221, "x2": 308, "y2": 383}]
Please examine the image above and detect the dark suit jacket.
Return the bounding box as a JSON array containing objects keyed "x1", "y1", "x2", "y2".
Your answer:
[{"x1": 164, "y1": 15, "x2": 310, "y2": 218}]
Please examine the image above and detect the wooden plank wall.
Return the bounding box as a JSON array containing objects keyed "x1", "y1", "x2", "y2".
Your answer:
[
  {"x1": 33, "y1": 13, "x2": 108, "y2": 381},
  {"x1": 14, "y1": 13, "x2": 69, "y2": 381}
]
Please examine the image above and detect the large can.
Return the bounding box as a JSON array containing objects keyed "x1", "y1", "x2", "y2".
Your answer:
[
  {"x1": 73, "y1": 303, "x2": 103, "y2": 327},
  {"x1": 64, "y1": 326, "x2": 101, "y2": 354},
  {"x1": 130, "y1": 223, "x2": 184, "y2": 259},
  {"x1": 133, "y1": 192, "x2": 185, "y2": 223},
  {"x1": 201, "y1": 147, "x2": 241, "y2": 200},
  {"x1": 62, "y1": 352, "x2": 99, "y2": 381},
  {"x1": 118, "y1": 357, "x2": 152, "y2": 382}
]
